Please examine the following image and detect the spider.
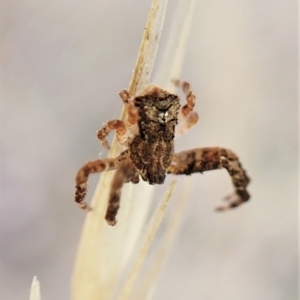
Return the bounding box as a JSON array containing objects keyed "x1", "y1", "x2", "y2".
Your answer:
[{"x1": 75, "y1": 80, "x2": 250, "y2": 226}]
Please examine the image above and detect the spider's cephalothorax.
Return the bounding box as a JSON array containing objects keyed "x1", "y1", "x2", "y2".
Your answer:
[
  {"x1": 129, "y1": 87, "x2": 180, "y2": 184},
  {"x1": 75, "y1": 80, "x2": 251, "y2": 226}
]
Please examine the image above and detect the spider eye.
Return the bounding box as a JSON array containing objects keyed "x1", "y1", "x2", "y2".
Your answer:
[
  {"x1": 153, "y1": 110, "x2": 169, "y2": 123},
  {"x1": 159, "y1": 111, "x2": 168, "y2": 118}
]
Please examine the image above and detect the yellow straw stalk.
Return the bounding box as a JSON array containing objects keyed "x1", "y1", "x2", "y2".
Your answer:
[
  {"x1": 71, "y1": 0, "x2": 196, "y2": 299},
  {"x1": 72, "y1": 1, "x2": 169, "y2": 299},
  {"x1": 29, "y1": 276, "x2": 41, "y2": 300}
]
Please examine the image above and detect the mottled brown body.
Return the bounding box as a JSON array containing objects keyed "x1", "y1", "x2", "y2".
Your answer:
[
  {"x1": 74, "y1": 81, "x2": 251, "y2": 226},
  {"x1": 129, "y1": 88, "x2": 180, "y2": 184}
]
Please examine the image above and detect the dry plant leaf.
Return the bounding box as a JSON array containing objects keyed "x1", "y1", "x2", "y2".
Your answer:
[
  {"x1": 71, "y1": 1, "x2": 169, "y2": 300},
  {"x1": 132, "y1": 178, "x2": 192, "y2": 300},
  {"x1": 156, "y1": 0, "x2": 196, "y2": 91},
  {"x1": 29, "y1": 276, "x2": 41, "y2": 300},
  {"x1": 116, "y1": 180, "x2": 177, "y2": 300}
]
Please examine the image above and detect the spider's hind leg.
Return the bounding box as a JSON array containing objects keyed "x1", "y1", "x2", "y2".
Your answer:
[
  {"x1": 167, "y1": 147, "x2": 251, "y2": 211},
  {"x1": 105, "y1": 162, "x2": 137, "y2": 226}
]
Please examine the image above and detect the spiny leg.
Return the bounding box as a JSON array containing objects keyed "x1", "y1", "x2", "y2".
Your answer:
[
  {"x1": 105, "y1": 162, "x2": 137, "y2": 226},
  {"x1": 97, "y1": 120, "x2": 128, "y2": 149},
  {"x1": 119, "y1": 89, "x2": 139, "y2": 136},
  {"x1": 167, "y1": 147, "x2": 251, "y2": 211},
  {"x1": 172, "y1": 79, "x2": 199, "y2": 137},
  {"x1": 75, "y1": 150, "x2": 129, "y2": 210}
]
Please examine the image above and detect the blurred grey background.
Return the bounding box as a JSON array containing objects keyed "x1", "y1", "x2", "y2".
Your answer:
[{"x1": 1, "y1": 0, "x2": 298, "y2": 299}]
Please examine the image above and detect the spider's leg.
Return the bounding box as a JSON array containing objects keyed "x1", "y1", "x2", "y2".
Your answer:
[
  {"x1": 75, "y1": 150, "x2": 129, "y2": 210},
  {"x1": 97, "y1": 120, "x2": 128, "y2": 149},
  {"x1": 105, "y1": 162, "x2": 137, "y2": 226},
  {"x1": 130, "y1": 172, "x2": 140, "y2": 184},
  {"x1": 172, "y1": 79, "x2": 196, "y2": 120},
  {"x1": 175, "y1": 111, "x2": 199, "y2": 137},
  {"x1": 172, "y1": 79, "x2": 199, "y2": 138},
  {"x1": 119, "y1": 89, "x2": 139, "y2": 136},
  {"x1": 167, "y1": 147, "x2": 251, "y2": 210},
  {"x1": 123, "y1": 167, "x2": 140, "y2": 184}
]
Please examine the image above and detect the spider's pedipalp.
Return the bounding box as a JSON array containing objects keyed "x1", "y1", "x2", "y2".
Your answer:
[
  {"x1": 175, "y1": 111, "x2": 199, "y2": 137},
  {"x1": 172, "y1": 79, "x2": 197, "y2": 120},
  {"x1": 105, "y1": 162, "x2": 137, "y2": 226},
  {"x1": 167, "y1": 147, "x2": 250, "y2": 210},
  {"x1": 97, "y1": 120, "x2": 128, "y2": 149},
  {"x1": 75, "y1": 150, "x2": 130, "y2": 211}
]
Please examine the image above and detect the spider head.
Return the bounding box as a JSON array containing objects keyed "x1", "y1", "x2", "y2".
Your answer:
[{"x1": 135, "y1": 86, "x2": 180, "y2": 124}]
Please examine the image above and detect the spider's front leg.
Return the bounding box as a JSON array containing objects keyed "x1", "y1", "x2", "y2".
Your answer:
[
  {"x1": 173, "y1": 79, "x2": 199, "y2": 137},
  {"x1": 167, "y1": 147, "x2": 251, "y2": 210},
  {"x1": 119, "y1": 89, "x2": 139, "y2": 136},
  {"x1": 74, "y1": 150, "x2": 129, "y2": 211}
]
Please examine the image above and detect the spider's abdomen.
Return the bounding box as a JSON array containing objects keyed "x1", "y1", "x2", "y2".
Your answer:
[{"x1": 129, "y1": 136, "x2": 174, "y2": 184}]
